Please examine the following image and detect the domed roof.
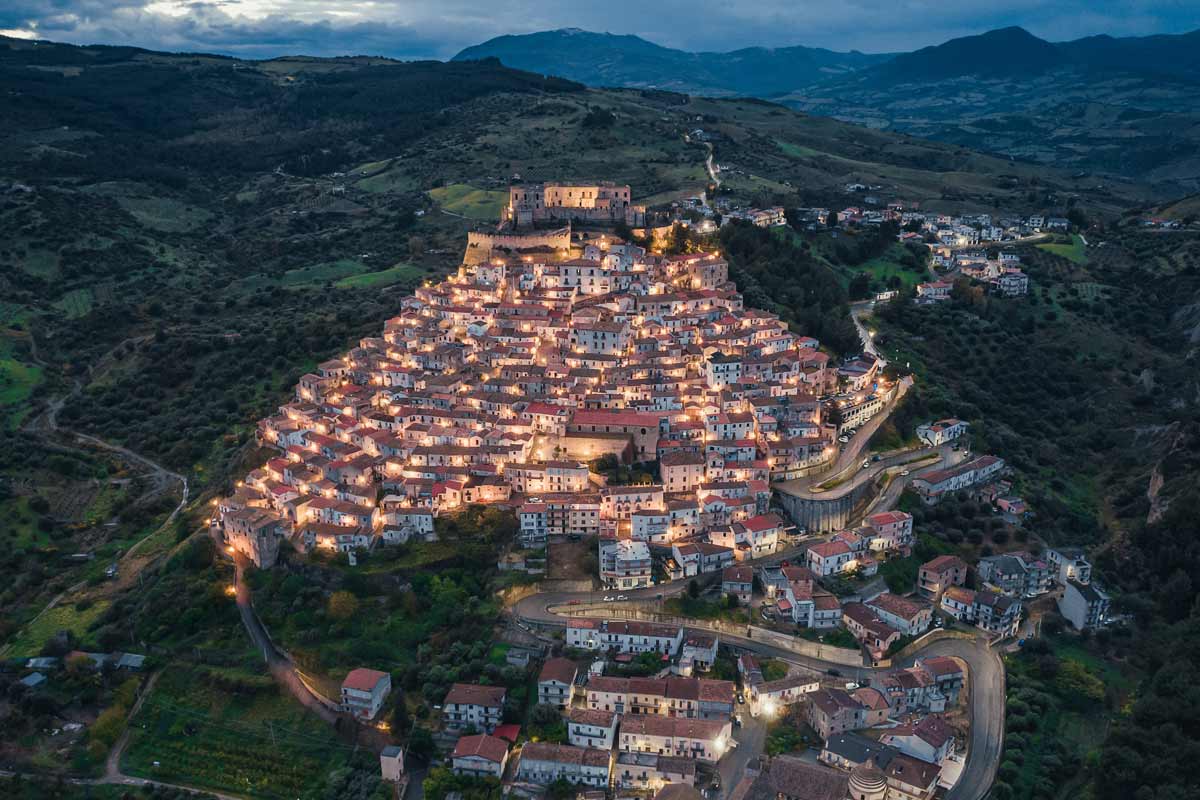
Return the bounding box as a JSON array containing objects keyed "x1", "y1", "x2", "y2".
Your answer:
[{"x1": 848, "y1": 758, "x2": 888, "y2": 796}]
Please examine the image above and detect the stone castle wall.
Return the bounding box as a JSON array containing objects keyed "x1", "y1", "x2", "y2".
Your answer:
[{"x1": 465, "y1": 227, "x2": 573, "y2": 264}]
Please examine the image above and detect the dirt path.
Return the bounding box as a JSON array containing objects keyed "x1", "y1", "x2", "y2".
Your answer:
[{"x1": 104, "y1": 669, "x2": 161, "y2": 781}]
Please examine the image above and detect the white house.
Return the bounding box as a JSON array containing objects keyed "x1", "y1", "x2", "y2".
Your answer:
[
  {"x1": 566, "y1": 619, "x2": 683, "y2": 655},
  {"x1": 451, "y1": 734, "x2": 509, "y2": 778},
  {"x1": 567, "y1": 708, "x2": 619, "y2": 750},
  {"x1": 443, "y1": 683, "x2": 506, "y2": 732},
  {"x1": 1058, "y1": 579, "x2": 1110, "y2": 630},
  {"x1": 517, "y1": 743, "x2": 612, "y2": 787},
  {"x1": 538, "y1": 657, "x2": 579, "y2": 708},
  {"x1": 340, "y1": 668, "x2": 391, "y2": 721},
  {"x1": 618, "y1": 716, "x2": 732, "y2": 763},
  {"x1": 915, "y1": 419, "x2": 969, "y2": 447}
]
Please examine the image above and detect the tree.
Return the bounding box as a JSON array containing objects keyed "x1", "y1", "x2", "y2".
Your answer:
[
  {"x1": 328, "y1": 590, "x2": 359, "y2": 621},
  {"x1": 848, "y1": 271, "x2": 872, "y2": 300},
  {"x1": 688, "y1": 579, "x2": 700, "y2": 599}
]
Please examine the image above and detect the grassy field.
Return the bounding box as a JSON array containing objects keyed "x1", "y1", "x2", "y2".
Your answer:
[
  {"x1": 0, "y1": 496, "x2": 42, "y2": 549},
  {"x1": 18, "y1": 248, "x2": 60, "y2": 279},
  {"x1": 123, "y1": 666, "x2": 356, "y2": 799},
  {"x1": 0, "y1": 335, "x2": 43, "y2": 429},
  {"x1": 278, "y1": 258, "x2": 371, "y2": 287},
  {"x1": 116, "y1": 195, "x2": 212, "y2": 233},
  {"x1": 4, "y1": 600, "x2": 111, "y2": 657},
  {"x1": 428, "y1": 183, "x2": 508, "y2": 221},
  {"x1": 335, "y1": 262, "x2": 426, "y2": 289},
  {"x1": 775, "y1": 139, "x2": 824, "y2": 158},
  {"x1": 53, "y1": 288, "x2": 94, "y2": 318},
  {"x1": 857, "y1": 252, "x2": 925, "y2": 290},
  {"x1": 1037, "y1": 234, "x2": 1087, "y2": 264}
]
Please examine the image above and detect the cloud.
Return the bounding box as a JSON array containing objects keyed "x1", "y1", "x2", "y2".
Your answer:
[{"x1": 0, "y1": 0, "x2": 1196, "y2": 60}]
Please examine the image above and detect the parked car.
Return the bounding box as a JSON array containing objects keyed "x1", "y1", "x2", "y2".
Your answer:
[
  {"x1": 838, "y1": 436, "x2": 849, "y2": 443},
  {"x1": 616, "y1": 595, "x2": 628, "y2": 601},
  {"x1": 603, "y1": 596, "x2": 615, "y2": 602},
  {"x1": 900, "y1": 469, "x2": 910, "y2": 476}
]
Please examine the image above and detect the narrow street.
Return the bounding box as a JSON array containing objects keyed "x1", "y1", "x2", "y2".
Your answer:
[{"x1": 717, "y1": 709, "x2": 767, "y2": 797}]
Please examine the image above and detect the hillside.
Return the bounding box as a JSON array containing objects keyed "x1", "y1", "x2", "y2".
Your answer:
[{"x1": 453, "y1": 26, "x2": 1200, "y2": 193}]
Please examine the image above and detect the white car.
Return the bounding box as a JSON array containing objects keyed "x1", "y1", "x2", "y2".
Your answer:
[
  {"x1": 603, "y1": 595, "x2": 615, "y2": 602},
  {"x1": 839, "y1": 436, "x2": 849, "y2": 443},
  {"x1": 900, "y1": 469, "x2": 910, "y2": 476},
  {"x1": 616, "y1": 595, "x2": 628, "y2": 601}
]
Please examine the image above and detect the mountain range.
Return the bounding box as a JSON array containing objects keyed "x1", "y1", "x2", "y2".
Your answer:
[
  {"x1": 453, "y1": 28, "x2": 891, "y2": 96},
  {"x1": 454, "y1": 26, "x2": 1200, "y2": 192}
]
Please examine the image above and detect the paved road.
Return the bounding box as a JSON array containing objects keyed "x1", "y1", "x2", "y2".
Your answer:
[
  {"x1": 776, "y1": 432, "x2": 948, "y2": 506},
  {"x1": 774, "y1": 376, "x2": 911, "y2": 498},
  {"x1": 719, "y1": 710, "x2": 766, "y2": 796},
  {"x1": 915, "y1": 637, "x2": 1005, "y2": 800},
  {"x1": 229, "y1": 551, "x2": 340, "y2": 725},
  {"x1": 850, "y1": 302, "x2": 883, "y2": 362}
]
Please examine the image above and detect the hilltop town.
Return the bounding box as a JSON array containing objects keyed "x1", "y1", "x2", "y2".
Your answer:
[{"x1": 197, "y1": 181, "x2": 1114, "y2": 800}]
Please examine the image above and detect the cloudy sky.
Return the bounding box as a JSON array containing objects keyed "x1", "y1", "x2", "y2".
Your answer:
[{"x1": 1, "y1": 0, "x2": 1196, "y2": 59}]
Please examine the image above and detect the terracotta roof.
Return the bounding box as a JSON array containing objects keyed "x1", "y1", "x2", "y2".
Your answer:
[
  {"x1": 538, "y1": 657, "x2": 578, "y2": 686},
  {"x1": 755, "y1": 756, "x2": 848, "y2": 800},
  {"x1": 452, "y1": 734, "x2": 509, "y2": 763},
  {"x1": 867, "y1": 592, "x2": 929, "y2": 621},
  {"x1": 620, "y1": 715, "x2": 727, "y2": 739},
  {"x1": 444, "y1": 683, "x2": 506, "y2": 707},
  {"x1": 341, "y1": 668, "x2": 389, "y2": 692},
  {"x1": 521, "y1": 742, "x2": 610, "y2": 767}
]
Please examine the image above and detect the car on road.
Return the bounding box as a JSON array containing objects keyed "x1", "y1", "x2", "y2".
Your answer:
[
  {"x1": 616, "y1": 594, "x2": 628, "y2": 601},
  {"x1": 737, "y1": 692, "x2": 746, "y2": 704},
  {"x1": 872, "y1": 454, "x2": 881, "y2": 462},
  {"x1": 861, "y1": 459, "x2": 870, "y2": 469},
  {"x1": 603, "y1": 596, "x2": 614, "y2": 602},
  {"x1": 900, "y1": 469, "x2": 910, "y2": 476}
]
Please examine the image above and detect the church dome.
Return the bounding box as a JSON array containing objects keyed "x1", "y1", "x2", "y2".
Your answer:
[{"x1": 848, "y1": 758, "x2": 888, "y2": 800}]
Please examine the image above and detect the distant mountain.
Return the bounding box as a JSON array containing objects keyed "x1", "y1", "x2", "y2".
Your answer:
[
  {"x1": 782, "y1": 26, "x2": 1200, "y2": 192},
  {"x1": 864, "y1": 26, "x2": 1065, "y2": 82},
  {"x1": 858, "y1": 25, "x2": 1200, "y2": 84},
  {"x1": 452, "y1": 28, "x2": 890, "y2": 96},
  {"x1": 1057, "y1": 29, "x2": 1200, "y2": 78}
]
